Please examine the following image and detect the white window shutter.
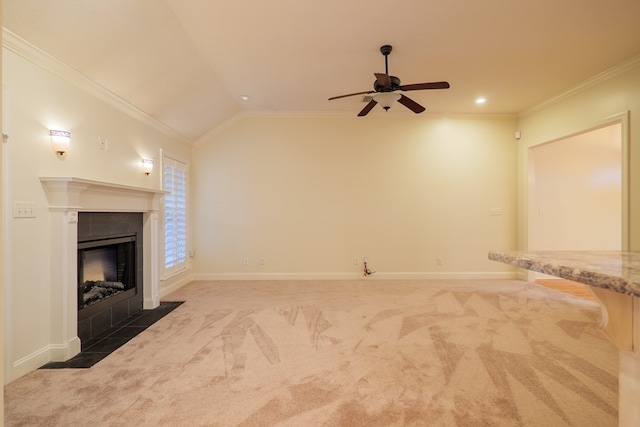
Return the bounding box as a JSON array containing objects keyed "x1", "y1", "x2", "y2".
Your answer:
[{"x1": 163, "y1": 156, "x2": 188, "y2": 275}]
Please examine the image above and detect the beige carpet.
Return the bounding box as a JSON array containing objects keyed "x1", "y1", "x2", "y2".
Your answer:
[{"x1": 5, "y1": 279, "x2": 618, "y2": 426}]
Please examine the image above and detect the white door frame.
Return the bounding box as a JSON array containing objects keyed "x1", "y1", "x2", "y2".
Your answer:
[{"x1": 522, "y1": 111, "x2": 629, "y2": 280}]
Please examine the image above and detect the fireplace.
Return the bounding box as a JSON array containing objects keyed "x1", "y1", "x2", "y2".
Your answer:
[
  {"x1": 77, "y1": 212, "x2": 144, "y2": 343},
  {"x1": 78, "y1": 235, "x2": 136, "y2": 312},
  {"x1": 40, "y1": 176, "x2": 165, "y2": 363}
]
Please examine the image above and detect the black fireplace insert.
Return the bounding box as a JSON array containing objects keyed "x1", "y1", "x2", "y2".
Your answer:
[
  {"x1": 77, "y1": 235, "x2": 136, "y2": 319},
  {"x1": 77, "y1": 212, "x2": 144, "y2": 343}
]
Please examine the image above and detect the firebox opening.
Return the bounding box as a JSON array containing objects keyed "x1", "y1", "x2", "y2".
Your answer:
[{"x1": 78, "y1": 235, "x2": 136, "y2": 314}]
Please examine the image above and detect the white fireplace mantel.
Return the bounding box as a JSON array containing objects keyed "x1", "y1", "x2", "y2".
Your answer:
[
  {"x1": 40, "y1": 176, "x2": 167, "y2": 362},
  {"x1": 40, "y1": 176, "x2": 167, "y2": 212}
]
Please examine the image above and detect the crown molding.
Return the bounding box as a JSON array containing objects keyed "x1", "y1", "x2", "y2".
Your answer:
[
  {"x1": 193, "y1": 110, "x2": 373, "y2": 146},
  {"x1": 192, "y1": 110, "x2": 517, "y2": 146},
  {"x1": 192, "y1": 112, "x2": 245, "y2": 146},
  {"x1": 2, "y1": 28, "x2": 191, "y2": 145},
  {"x1": 520, "y1": 54, "x2": 640, "y2": 118}
]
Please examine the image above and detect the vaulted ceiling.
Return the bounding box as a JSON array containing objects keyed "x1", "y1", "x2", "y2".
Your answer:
[{"x1": 4, "y1": 0, "x2": 640, "y2": 142}]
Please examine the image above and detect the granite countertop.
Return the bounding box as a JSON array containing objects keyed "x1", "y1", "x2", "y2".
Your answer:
[{"x1": 489, "y1": 250, "x2": 640, "y2": 297}]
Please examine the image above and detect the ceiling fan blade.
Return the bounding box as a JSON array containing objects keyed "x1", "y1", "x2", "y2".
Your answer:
[
  {"x1": 358, "y1": 99, "x2": 378, "y2": 117},
  {"x1": 328, "y1": 90, "x2": 374, "y2": 101},
  {"x1": 375, "y1": 73, "x2": 392, "y2": 88},
  {"x1": 398, "y1": 94, "x2": 426, "y2": 114},
  {"x1": 399, "y1": 81, "x2": 450, "y2": 91}
]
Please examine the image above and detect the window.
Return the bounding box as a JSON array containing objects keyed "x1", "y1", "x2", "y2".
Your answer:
[{"x1": 163, "y1": 156, "x2": 188, "y2": 275}]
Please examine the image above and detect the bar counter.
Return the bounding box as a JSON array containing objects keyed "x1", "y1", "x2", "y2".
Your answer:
[
  {"x1": 489, "y1": 250, "x2": 640, "y2": 427},
  {"x1": 488, "y1": 250, "x2": 640, "y2": 297}
]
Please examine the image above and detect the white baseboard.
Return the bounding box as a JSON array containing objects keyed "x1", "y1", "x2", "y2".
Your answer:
[
  {"x1": 143, "y1": 297, "x2": 160, "y2": 310},
  {"x1": 191, "y1": 272, "x2": 362, "y2": 281},
  {"x1": 10, "y1": 342, "x2": 71, "y2": 383},
  {"x1": 48, "y1": 337, "x2": 81, "y2": 362},
  {"x1": 159, "y1": 272, "x2": 195, "y2": 299},
  {"x1": 190, "y1": 271, "x2": 518, "y2": 281},
  {"x1": 371, "y1": 271, "x2": 518, "y2": 280}
]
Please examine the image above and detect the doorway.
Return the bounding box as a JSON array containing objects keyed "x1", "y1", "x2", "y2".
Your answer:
[{"x1": 529, "y1": 122, "x2": 622, "y2": 252}]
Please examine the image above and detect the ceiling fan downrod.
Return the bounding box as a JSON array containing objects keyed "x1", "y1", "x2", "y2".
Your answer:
[{"x1": 380, "y1": 44, "x2": 392, "y2": 75}]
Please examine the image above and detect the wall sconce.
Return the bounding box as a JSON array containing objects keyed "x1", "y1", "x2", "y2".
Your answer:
[
  {"x1": 49, "y1": 130, "x2": 71, "y2": 155},
  {"x1": 142, "y1": 158, "x2": 154, "y2": 175}
]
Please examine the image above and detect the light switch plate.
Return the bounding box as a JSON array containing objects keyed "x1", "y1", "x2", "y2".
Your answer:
[{"x1": 13, "y1": 201, "x2": 35, "y2": 218}]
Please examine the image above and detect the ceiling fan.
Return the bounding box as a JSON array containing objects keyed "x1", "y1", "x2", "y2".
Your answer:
[{"x1": 328, "y1": 45, "x2": 450, "y2": 116}]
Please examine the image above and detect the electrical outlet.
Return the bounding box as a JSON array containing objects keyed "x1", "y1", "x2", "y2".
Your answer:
[
  {"x1": 98, "y1": 136, "x2": 110, "y2": 151},
  {"x1": 260, "y1": 258, "x2": 266, "y2": 265},
  {"x1": 13, "y1": 201, "x2": 35, "y2": 218},
  {"x1": 243, "y1": 257, "x2": 249, "y2": 265},
  {"x1": 437, "y1": 257, "x2": 443, "y2": 266},
  {"x1": 353, "y1": 257, "x2": 359, "y2": 265}
]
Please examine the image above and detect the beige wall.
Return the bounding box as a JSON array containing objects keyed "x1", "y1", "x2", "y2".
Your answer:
[
  {"x1": 518, "y1": 60, "x2": 640, "y2": 251},
  {"x1": 192, "y1": 115, "x2": 519, "y2": 279},
  {"x1": 2, "y1": 48, "x2": 191, "y2": 382}
]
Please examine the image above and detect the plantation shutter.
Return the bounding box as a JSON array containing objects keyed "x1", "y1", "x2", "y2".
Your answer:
[{"x1": 163, "y1": 156, "x2": 188, "y2": 275}]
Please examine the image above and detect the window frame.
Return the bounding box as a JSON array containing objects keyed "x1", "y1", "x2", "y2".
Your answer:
[{"x1": 162, "y1": 154, "x2": 189, "y2": 277}]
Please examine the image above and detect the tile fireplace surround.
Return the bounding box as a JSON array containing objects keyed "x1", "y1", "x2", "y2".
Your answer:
[{"x1": 40, "y1": 177, "x2": 166, "y2": 362}]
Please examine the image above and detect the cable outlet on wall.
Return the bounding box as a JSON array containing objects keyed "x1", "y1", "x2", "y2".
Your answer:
[{"x1": 98, "y1": 136, "x2": 110, "y2": 151}]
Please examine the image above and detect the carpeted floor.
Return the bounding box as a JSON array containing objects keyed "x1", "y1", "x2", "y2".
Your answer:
[{"x1": 4, "y1": 279, "x2": 618, "y2": 426}]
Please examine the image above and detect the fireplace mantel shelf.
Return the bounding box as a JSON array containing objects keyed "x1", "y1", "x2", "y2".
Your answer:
[{"x1": 40, "y1": 176, "x2": 167, "y2": 212}]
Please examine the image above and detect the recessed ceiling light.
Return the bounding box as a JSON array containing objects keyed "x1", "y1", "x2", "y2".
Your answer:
[
  {"x1": 239, "y1": 95, "x2": 251, "y2": 101},
  {"x1": 475, "y1": 97, "x2": 487, "y2": 104}
]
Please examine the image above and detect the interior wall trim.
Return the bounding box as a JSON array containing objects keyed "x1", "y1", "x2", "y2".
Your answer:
[
  {"x1": 10, "y1": 345, "x2": 50, "y2": 384},
  {"x1": 159, "y1": 272, "x2": 194, "y2": 300},
  {"x1": 520, "y1": 54, "x2": 640, "y2": 118},
  {"x1": 190, "y1": 272, "x2": 518, "y2": 281},
  {"x1": 193, "y1": 110, "x2": 518, "y2": 147},
  {"x1": 1, "y1": 29, "x2": 191, "y2": 145}
]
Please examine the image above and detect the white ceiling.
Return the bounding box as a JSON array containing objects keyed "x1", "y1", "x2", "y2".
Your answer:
[{"x1": 4, "y1": 0, "x2": 640, "y2": 142}]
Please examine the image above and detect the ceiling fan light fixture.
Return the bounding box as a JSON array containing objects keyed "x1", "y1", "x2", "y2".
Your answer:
[
  {"x1": 328, "y1": 44, "x2": 450, "y2": 116},
  {"x1": 374, "y1": 92, "x2": 401, "y2": 111}
]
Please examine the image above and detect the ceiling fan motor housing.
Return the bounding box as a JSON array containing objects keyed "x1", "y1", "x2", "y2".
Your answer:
[{"x1": 374, "y1": 75, "x2": 401, "y2": 92}]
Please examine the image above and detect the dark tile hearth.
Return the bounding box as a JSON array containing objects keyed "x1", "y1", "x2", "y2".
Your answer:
[{"x1": 40, "y1": 302, "x2": 183, "y2": 369}]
